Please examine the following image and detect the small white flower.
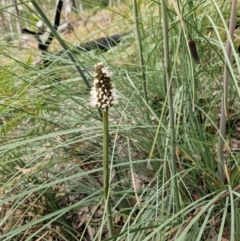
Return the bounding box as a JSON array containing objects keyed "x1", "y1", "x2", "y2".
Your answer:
[
  {"x1": 94, "y1": 78, "x2": 99, "y2": 83},
  {"x1": 94, "y1": 62, "x2": 103, "y2": 68},
  {"x1": 101, "y1": 67, "x2": 112, "y2": 78}
]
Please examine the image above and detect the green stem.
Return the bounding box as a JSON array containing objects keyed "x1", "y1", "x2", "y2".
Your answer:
[
  {"x1": 102, "y1": 110, "x2": 114, "y2": 237},
  {"x1": 132, "y1": 0, "x2": 148, "y2": 104},
  {"x1": 160, "y1": 0, "x2": 180, "y2": 212},
  {"x1": 217, "y1": 0, "x2": 238, "y2": 183}
]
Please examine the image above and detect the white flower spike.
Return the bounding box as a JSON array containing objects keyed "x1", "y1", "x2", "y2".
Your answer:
[{"x1": 90, "y1": 63, "x2": 118, "y2": 111}]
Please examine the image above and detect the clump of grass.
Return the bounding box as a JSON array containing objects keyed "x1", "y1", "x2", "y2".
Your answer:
[{"x1": 1, "y1": 0, "x2": 240, "y2": 240}]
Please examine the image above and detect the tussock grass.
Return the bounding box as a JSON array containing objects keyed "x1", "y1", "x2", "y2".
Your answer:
[{"x1": 1, "y1": 0, "x2": 240, "y2": 240}]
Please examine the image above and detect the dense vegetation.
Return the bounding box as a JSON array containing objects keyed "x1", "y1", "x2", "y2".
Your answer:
[{"x1": 0, "y1": 0, "x2": 240, "y2": 240}]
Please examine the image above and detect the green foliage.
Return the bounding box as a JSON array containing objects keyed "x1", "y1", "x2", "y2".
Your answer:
[{"x1": 0, "y1": 0, "x2": 240, "y2": 240}]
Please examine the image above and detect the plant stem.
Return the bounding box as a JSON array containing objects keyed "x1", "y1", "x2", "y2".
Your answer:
[
  {"x1": 160, "y1": 0, "x2": 180, "y2": 212},
  {"x1": 132, "y1": 0, "x2": 147, "y2": 104},
  {"x1": 102, "y1": 110, "x2": 114, "y2": 237},
  {"x1": 217, "y1": 0, "x2": 237, "y2": 183}
]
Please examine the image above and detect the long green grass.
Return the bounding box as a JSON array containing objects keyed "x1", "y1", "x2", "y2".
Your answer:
[{"x1": 1, "y1": 0, "x2": 240, "y2": 240}]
